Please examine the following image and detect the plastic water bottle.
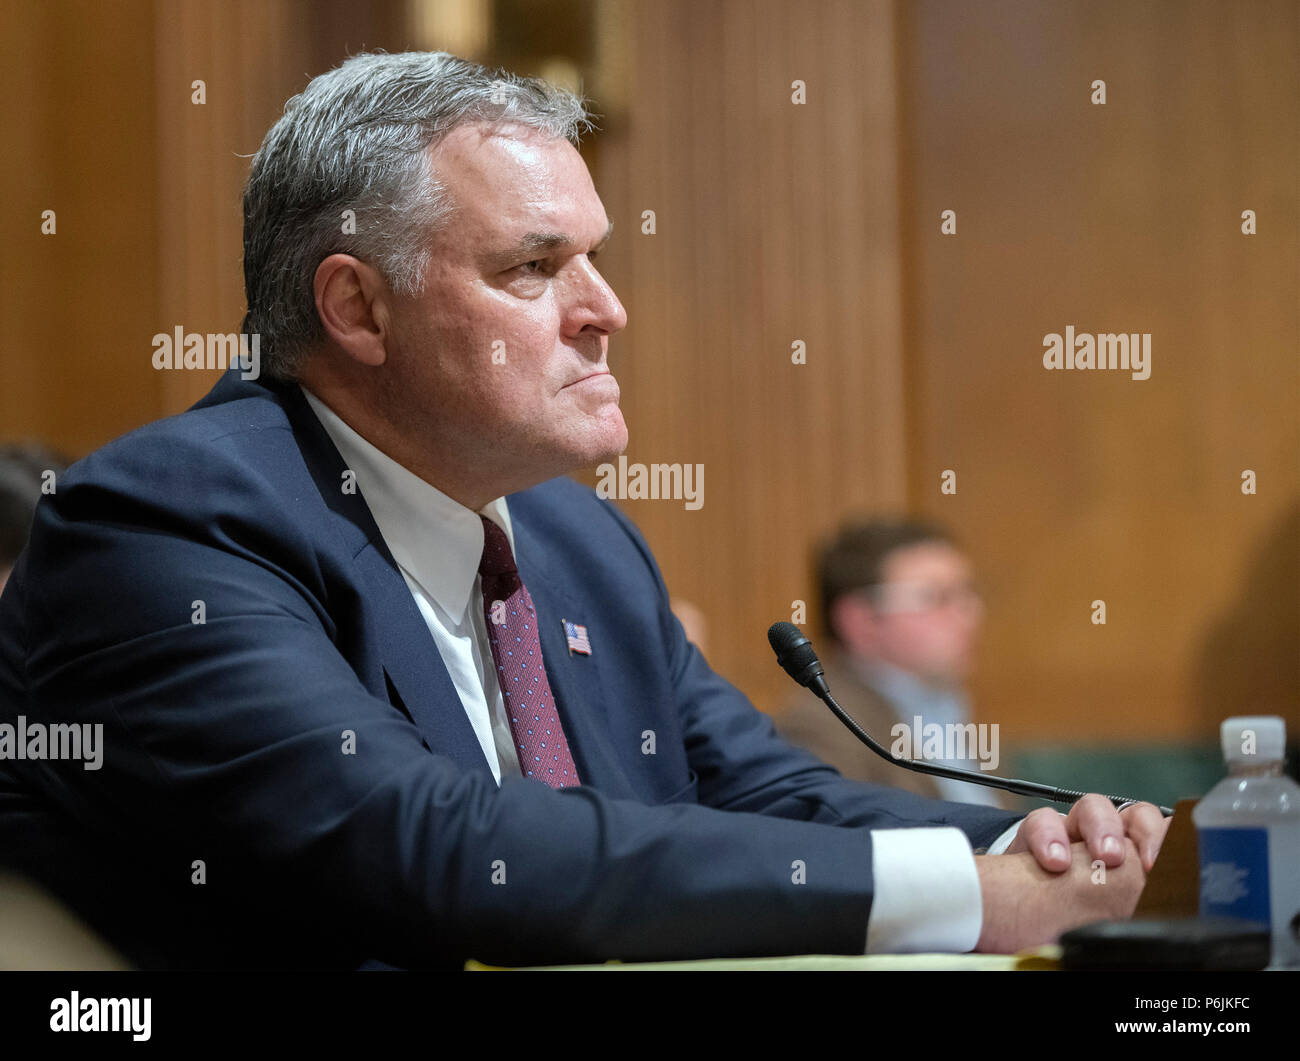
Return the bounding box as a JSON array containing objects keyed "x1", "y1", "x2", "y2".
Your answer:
[{"x1": 1193, "y1": 716, "x2": 1300, "y2": 968}]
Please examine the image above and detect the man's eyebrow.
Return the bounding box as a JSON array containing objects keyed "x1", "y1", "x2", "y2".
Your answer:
[{"x1": 506, "y1": 219, "x2": 615, "y2": 259}]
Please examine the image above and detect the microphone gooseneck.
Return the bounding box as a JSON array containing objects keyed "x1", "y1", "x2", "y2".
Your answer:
[{"x1": 767, "y1": 621, "x2": 1174, "y2": 817}]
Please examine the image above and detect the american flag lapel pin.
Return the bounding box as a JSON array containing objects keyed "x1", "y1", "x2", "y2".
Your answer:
[{"x1": 562, "y1": 619, "x2": 592, "y2": 656}]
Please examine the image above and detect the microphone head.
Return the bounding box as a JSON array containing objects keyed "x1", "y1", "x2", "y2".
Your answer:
[
  {"x1": 767, "y1": 621, "x2": 826, "y2": 689},
  {"x1": 767, "y1": 620, "x2": 803, "y2": 656}
]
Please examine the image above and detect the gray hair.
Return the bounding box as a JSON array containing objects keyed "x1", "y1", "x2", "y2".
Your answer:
[{"x1": 241, "y1": 51, "x2": 596, "y2": 381}]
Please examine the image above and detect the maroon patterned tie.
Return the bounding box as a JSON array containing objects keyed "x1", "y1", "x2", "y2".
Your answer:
[{"x1": 478, "y1": 515, "x2": 581, "y2": 787}]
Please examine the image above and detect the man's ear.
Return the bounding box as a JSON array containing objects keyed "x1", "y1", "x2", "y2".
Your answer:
[{"x1": 313, "y1": 253, "x2": 392, "y2": 367}]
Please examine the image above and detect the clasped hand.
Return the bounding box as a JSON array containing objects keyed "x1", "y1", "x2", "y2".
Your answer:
[{"x1": 974, "y1": 794, "x2": 1172, "y2": 954}]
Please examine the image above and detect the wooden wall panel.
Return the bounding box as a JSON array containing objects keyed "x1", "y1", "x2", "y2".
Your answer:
[
  {"x1": 1, "y1": 0, "x2": 405, "y2": 452},
  {"x1": 589, "y1": 0, "x2": 910, "y2": 714},
  {"x1": 0, "y1": 0, "x2": 162, "y2": 455},
  {"x1": 152, "y1": 0, "x2": 389, "y2": 412},
  {"x1": 894, "y1": 0, "x2": 1299, "y2": 741}
]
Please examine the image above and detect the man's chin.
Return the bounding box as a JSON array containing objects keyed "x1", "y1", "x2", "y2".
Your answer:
[
  {"x1": 541, "y1": 419, "x2": 627, "y2": 477},
  {"x1": 582, "y1": 437, "x2": 628, "y2": 469},
  {"x1": 585, "y1": 411, "x2": 629, "y2": 463}
]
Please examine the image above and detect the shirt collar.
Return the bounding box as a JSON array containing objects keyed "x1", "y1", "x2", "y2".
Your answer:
[
  {"x1": 850, "y1": 656, "x2": 970, "y2": 725},
  {"x1": 300, "y1": 385, "x2": 515, "y2": 624}
]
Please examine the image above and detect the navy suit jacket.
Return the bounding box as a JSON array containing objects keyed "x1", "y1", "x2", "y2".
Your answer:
[{"x1": 0, "y1": 369, "x2": 1020, "y2": 969}]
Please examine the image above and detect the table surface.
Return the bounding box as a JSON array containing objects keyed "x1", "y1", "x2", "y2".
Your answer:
[{"x1": 466, "y1": 947, "x2": 1063, "y2": 971}]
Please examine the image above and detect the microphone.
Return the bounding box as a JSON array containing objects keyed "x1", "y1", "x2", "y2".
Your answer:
[{"x1": 768, "y1": 621, "x2": 1174, "y2": 817}]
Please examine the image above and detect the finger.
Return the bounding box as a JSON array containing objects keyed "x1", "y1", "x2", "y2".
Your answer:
[
  {"x1": 1010, "y1": 807, "x2": 1072, "y2": 871},
  {"x1": 1066, "y1": 793, "x2": 1127, "y2": 867},
  {"x1": 1121, "y1": 803, "x2": 1172, "y2": 872}
]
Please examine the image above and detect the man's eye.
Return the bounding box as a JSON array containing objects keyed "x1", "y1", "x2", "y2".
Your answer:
[{"x1": 517, "y1": 259, "x2": 549, "y2": 275}]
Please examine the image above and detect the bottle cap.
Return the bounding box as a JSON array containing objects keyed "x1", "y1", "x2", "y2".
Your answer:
[{"x1": 1220, "y1": 716, "x2": 1285, "y2": 764}]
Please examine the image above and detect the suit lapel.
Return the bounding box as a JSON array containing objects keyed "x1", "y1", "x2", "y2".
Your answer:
[
  {"x1": 352, "y1": 545, "x2": 494, "y2": 777},
  {"x1": 276, "y1": 380, "x2": 495, "y2": 781}
]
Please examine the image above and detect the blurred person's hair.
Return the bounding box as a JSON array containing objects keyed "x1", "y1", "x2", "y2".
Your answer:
[
  {"x1": 817, "y1": 518, "x2": 959, "y2": 646},
  {"x1": 242, "y1": 51, "x2": 596, "y2": 382},
  {"x1": 0, "y1": 442, "x2": 68, "y2": 567}
]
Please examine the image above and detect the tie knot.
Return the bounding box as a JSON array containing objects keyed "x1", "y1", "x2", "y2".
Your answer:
[{"x1": 478, "y1": 514, "x2": 517, "y2": 578}]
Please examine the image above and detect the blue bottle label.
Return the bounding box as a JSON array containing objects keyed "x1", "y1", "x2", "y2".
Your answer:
[{"x1": 1197, "y1": 826, "x2": 1270, "y2": 923}]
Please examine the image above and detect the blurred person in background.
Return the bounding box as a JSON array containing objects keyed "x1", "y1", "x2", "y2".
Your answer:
[
  {"x1": 0, "y1": 443, "x2": 67, "y2": 596},
  {"x1": 778, "y1": 518, "x2": 1009, "y2": 809}
]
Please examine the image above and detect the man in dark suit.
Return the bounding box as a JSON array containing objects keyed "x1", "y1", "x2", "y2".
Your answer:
[{"x1": 0, "y1": 51, "x2": 1167, "y2": 969}]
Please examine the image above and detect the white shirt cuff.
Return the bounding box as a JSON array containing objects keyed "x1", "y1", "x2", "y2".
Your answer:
[{"x1": 865, "y1": 827, "x2": 983, "y2": 953}]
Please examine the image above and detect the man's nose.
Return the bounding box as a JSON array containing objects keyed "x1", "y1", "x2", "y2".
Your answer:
[{"x1": 568, "y1": 259, "x2": 627, "y2": 336}]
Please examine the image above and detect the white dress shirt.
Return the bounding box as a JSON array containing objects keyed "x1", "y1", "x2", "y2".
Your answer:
[{"x1": 301, "y1": 386, "x2": 1022, "y2": 954}]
